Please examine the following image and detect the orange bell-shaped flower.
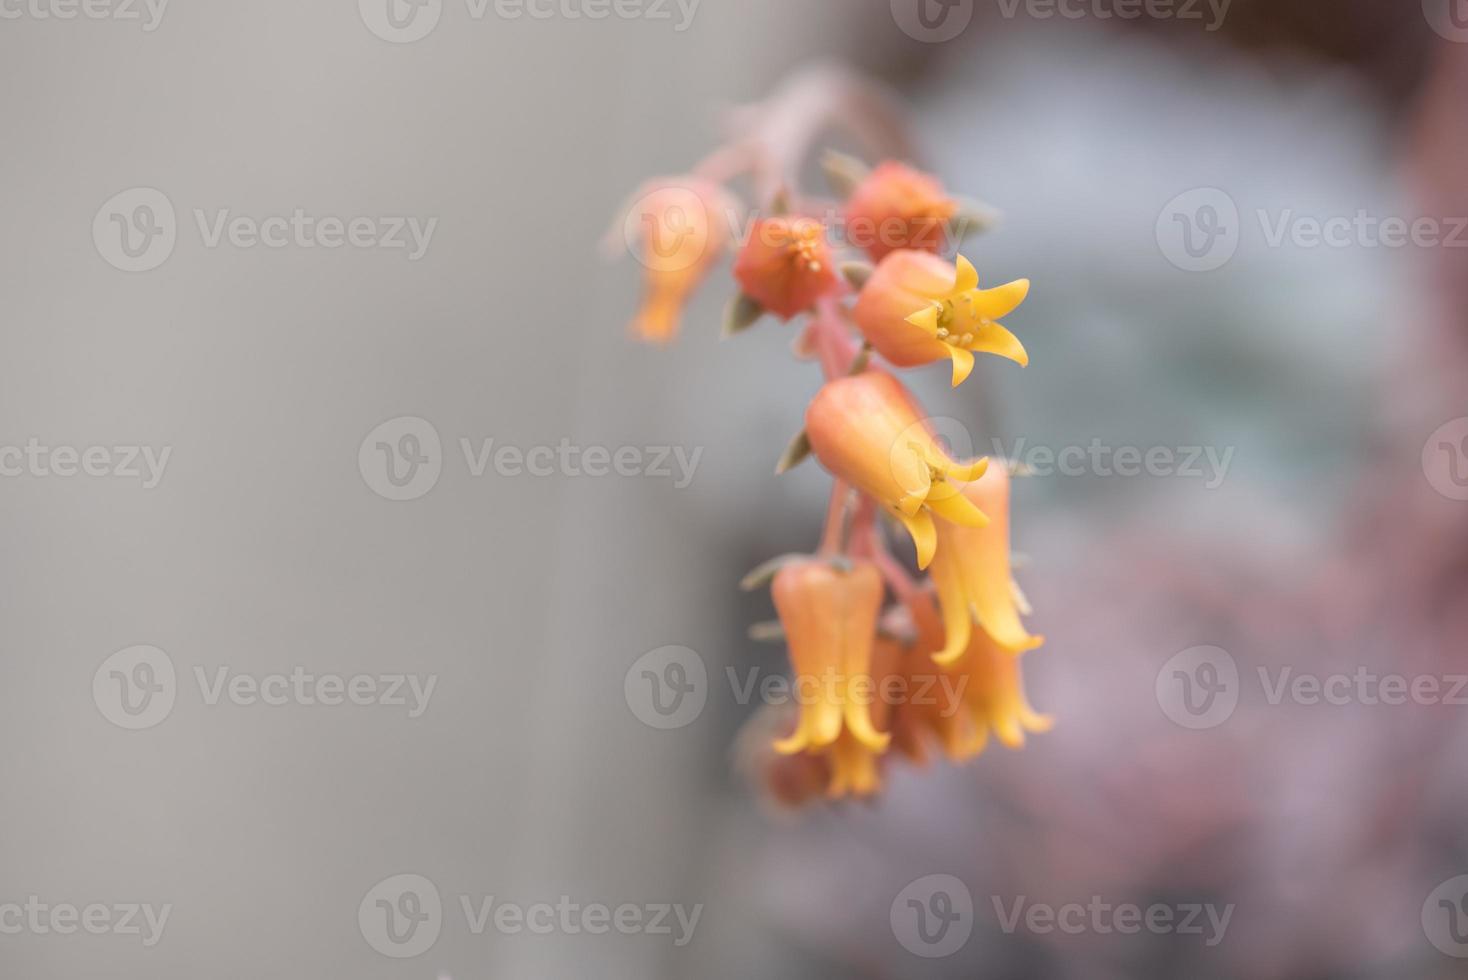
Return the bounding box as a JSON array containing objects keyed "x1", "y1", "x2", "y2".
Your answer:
[
  {"x1": 804, "y1": 372, "x2": 989, "y2": 569},
  {"x1": 929, "y1": 463, "x2": 1044, "y2": 665},
  {"x1": 771, "y1": 558, "x2": 889, "y2": 757}
]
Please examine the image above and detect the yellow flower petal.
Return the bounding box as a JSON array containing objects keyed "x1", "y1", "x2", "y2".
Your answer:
[
  {"x1": 930, "y1": 545, "x2": 972, "y2": 667},
  {"x1": 948, "y1": 345, "x2": 975, "y2": 387},
  {"x1": 927, "y1": 487, "x2": 990, "y2": 527},
  {"x1": 897, "y1": 508, "x2": 937, "y2": 570},
  {"x1": 974, "y1": 278, "x2": 1029, "y2": 320},
  {"x1": 970, "y1": 320, "x2": 1029, "y2": 367},
  {"x1": 904, "y1": 304, "x2": 940, "y2": 333},
  {"x1": 953, "y1": 254, "x2": 980, "y2": 293}
]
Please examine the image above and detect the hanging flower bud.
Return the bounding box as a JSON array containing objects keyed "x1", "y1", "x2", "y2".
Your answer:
[
  {"x1": 804, "y1": 372, "x2": 989, "y2": 569},
  {"x1": 771, "y1": 559, "x2": 889, "y2": 757},
  {"x1": 844, "y1": 162, "x2": 959, "y2": 262},
  {"x1": 929, "y1": 464, "x2": 1045, "y2": 665},
  {"x1": 732, "y1": 216, "x2": 841, "y2": 320},
  {"x1": 622, "y1": 177, "x2": 732, "y2": 343},
  {"x1": 853, "y1": 250, "x2": 1030, "y2": 386}
]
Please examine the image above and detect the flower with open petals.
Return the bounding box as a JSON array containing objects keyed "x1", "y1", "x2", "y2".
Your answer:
[
  {"x1": 844, "y1": 162, "x2": 958, "y2": 262},
  {"x1": 771, "y1": 558, "x2": 890, "y2": 757},
  {"x1": 929, "y1": 463, "x2": 1044, "y2": 665},
  {"x1": 853, "y1": 250, "x2": 1029, "y2": 386},
  {"x1": 733, "y1": 216, "x2": 840, "y2": 320},
  {"x1": 805, "y1": 372, "x2": 989, "y2": 568},
  {"x1": 623, "y1": 178, "x2": 731, "y2": 343}
]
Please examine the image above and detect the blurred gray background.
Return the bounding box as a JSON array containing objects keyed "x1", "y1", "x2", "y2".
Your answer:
[{"x1": 3, "y1": 1, "x2": 1466, "y2": 978}]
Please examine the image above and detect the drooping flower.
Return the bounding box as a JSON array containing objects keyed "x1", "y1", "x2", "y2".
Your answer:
[
  {"x1": 623, "y1": 178, "x2": 731, "y2": 343},
  {"x1": 886, "y1": 587, "x2": 1049, "y2": 762},
  {"x1": 804, "y1": 372, "x2": 989, "y2": 569},
  {"x1": 771, "y1": 558, "x2": 889, "y2": 757},
  {"x1": 732, "y1": 216, "x2": 840, "y2": 320},
  {"x1": 819, "y1": 633, "x2": 902, "y2": 799},
  {"x1": 853, "y1": 250, "x2": 1029, "y2": 386},
  {"x1": 929, "y1": 463, "x2": 1045, "y2": 665},
  {"x1": 943, "y1": 627, "x2": 1052, "y2": 759},
  {"x1": 843, "y1": 161, "x2": 959, "y2": 262}
]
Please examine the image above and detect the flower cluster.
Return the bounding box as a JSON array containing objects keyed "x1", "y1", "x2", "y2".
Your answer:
[{"x1": 613, "y1": 82, "x2": 1049, "y2": 803}]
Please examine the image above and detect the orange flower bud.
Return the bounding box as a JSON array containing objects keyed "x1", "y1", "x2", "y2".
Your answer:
[
  {"x1": 843, "y1": 162, "x2": 958, "y2": 262},
  {"x1": 804, "y1": 372, "x2": 989, "y2": 569},
  {"x1": 732, "y1": 216, "x2": 840, "y2": 320},
  {"x1": 929, "y1": 464, "x2": 1044, "y2": 665},
  {"x1": 771, "y1": 559, "x2": 889, "y2": 757},
  {"x1": 853, "y1": 250, "x2": 1030, "y2": 386},
  {"x1": 624, "y1": 178, "x2": 731, "y2": 343}
]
